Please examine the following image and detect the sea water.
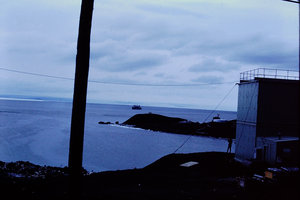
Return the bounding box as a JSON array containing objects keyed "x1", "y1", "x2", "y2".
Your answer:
[{"x1": 0, "y1": 99, "x2": 236, "y2": 172}]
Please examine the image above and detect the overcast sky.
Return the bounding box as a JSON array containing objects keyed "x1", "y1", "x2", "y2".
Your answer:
[{"x1": 0, "y1": 0, "x2": 298, "y2": 111}]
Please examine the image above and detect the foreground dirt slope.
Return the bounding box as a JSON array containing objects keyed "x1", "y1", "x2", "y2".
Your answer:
[{"x1": 1, "y1": 152, "x2": 299, "y2": 200}]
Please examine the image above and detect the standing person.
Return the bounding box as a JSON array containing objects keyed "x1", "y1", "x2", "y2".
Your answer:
[{"x1": 227, "y1": 138, "x2": 233, "y2": 153}]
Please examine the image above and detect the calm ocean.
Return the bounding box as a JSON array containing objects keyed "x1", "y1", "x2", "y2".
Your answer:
[{"x1": 0, "y1": 99, "x2": 236, "y2": 172}]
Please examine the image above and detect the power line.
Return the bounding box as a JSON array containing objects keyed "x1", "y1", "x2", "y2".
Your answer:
[
  {"x1": 0, "y1": 67, "x2": 238, "y2": 87},
  {"x1": 173, "y1": 83, "x2": 238, "y2": 154},
  {"x1": 202, "y1": 83, "x2": 238, "y2": 122},
  {"x1": 173, "y1": 135, "x2": 193, "y2": 154},
  {"x1": 0, "y1": 67, "x2": 74, "y2": 81},
  {"x1": 282, "y1": 0, "x2": 300, "y2": 4}
]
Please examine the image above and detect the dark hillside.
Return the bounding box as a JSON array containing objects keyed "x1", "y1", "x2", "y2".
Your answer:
[
  {"x1": 121, "y1": 113, "x2": 236, "y2": 138},
  {"x1": 1, "y1": 152, "x2": 299, "y2": 200}
]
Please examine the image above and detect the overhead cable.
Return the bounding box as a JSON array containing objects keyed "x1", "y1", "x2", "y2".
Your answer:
[
  {"x1": 172, "y1": 83, "x2": 238, "y2": 154},
  {"x1": 0, "y1": 67, "x2": 238, "y2": 87}
]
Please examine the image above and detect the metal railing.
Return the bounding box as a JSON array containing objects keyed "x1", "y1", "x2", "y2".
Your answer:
[{"x1": 240, "y1": 68, "x2": 299, "y2": 81}]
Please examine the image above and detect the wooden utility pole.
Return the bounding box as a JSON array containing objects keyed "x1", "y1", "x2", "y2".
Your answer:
[{"x1": 68, "y1": 0, "x2": 94, "y2": 197}]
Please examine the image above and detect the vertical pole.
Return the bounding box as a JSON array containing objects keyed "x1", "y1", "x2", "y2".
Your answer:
[
  {"x1": 68, "y1": 0, "x2": 94, "y2": 197},
  {"x1": 298, "y1": 2, "x2": 300, "y2": 169}
]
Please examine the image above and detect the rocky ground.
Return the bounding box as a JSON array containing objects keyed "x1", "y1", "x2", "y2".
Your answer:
[{"x1": 1, "y1": 152, "x2": 299, "y2": 200}]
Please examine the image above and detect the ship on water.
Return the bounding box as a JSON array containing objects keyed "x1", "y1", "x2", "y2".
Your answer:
[{"x1": 132, "y1": 105, "x2": 142, "y2": 110}]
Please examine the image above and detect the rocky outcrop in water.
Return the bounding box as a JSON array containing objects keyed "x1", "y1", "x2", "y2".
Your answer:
[{"x1": 121, "y1": 113, "x2": 236, "y2": 138}]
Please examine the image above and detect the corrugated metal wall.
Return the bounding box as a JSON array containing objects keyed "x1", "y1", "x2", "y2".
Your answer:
[{"x1": 235, "y1": 81, "x2": 259, "y2": 160}]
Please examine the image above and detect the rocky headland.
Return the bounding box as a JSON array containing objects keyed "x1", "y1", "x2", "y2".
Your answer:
[{"x1": 99, "y1": 113, "x2": 236, "y2": 138}]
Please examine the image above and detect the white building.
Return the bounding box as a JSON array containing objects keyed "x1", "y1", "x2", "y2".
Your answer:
[{"x1": 235, "y1": 68, "x2": 299, "y2": 165}]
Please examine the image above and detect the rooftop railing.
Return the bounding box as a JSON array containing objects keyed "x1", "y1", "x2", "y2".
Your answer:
[{"x1": 240, "y1": 68, "x2": 299, "y2": 81}]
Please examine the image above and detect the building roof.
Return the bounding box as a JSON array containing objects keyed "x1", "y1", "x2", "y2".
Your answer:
[{"x1": 240, "y1": 68, "x2": 299, "y2": 82}]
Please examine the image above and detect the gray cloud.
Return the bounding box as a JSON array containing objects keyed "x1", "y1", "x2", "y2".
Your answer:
[
  {"x1": 92, "y1": 49, "x2": 169, "y2": 72},
  {"x1": 0, "y1": 0, "x2": 298, "y2": 110},
  {"x1": 154, "y1": 73, "x2": 165, "y2": 78},
  {"x1": 136, "y1": 3, "x2": 205, "y2": 19},
  {"x1": 191, "y1": 75, "x2": 225, "y2": 84},
  {"x1": 189, "y1": 57, "x2": 241, "y2": 73},
  {"x1": 226, "y1": 38, "x2": 298, "y2": 68}
]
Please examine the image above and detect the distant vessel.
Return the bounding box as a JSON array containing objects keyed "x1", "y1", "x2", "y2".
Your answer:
[
  {"x1": 212, "y1": 114, "x2": 228, "y2": 122},
  {"x1": 132, "y1": 105, "x2": 142, "y2": 110},
  {"x1": 212, "y1": 114, "x2": 220, "y2": 121}
]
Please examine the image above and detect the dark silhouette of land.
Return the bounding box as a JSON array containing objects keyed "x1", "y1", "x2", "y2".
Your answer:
[
  {"x1": 1, "y1": 152, "x2": 299, "y2": 200},
  {"x1": 99, "y1": 113, "x2": 236, "y2": 138}
]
